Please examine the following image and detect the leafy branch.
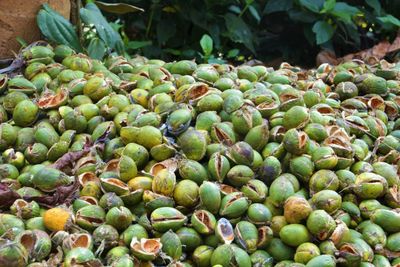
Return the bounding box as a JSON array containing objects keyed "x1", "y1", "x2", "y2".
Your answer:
[{"x1": 37, "y1": 2, "x2": 143, "y2": 60}]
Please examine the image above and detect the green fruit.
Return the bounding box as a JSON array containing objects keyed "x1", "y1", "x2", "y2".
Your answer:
[
  {"x1": 280, "y1": 224, "x2": 311, "y2": 247},
  {"x1": 160, "y1": 230, "x2": 182, "y2": 260},
  {"x1": 174, "y1": 179, "x2": 199, "y2": 208},
  {"x1": 150, "y1": 207, "x2": 186, "y2": 232},
  {"x1": 283, "y1": 106, "x2": 309, "y2": 129},
  {"x1": 13, "y1": 100, "x2": 38, "y2": 127},
  {"x1": 234, "y1": 221, "x2": 258, "y2": 253},
  {"x1": 176, "y1": 227, "x2": 203, "y2": 252},
  {"x1": 105, "y1": 206, "x2": 134, "y2": 231},
  {"x1": 0, "y1": 239, "x2": 28, "y2": 267},
  {"x1": 199, "y1": 181, "x2": 221, "y2": 214},
  {"x1": 294, "y1": 243, "x2": 320, "y2": 264},
  {"x1": 64, "y1": 247, "x2": 96, "y2": 267},
  {"x1": 266, "y1": 238, "x2": 295, "y2": 261},
  {"x1": 306, "y1": 210, "x2": 336, "y2": 241},
  {"x1": 305, "y1": 255, "x2": 335, "y2": 267}
]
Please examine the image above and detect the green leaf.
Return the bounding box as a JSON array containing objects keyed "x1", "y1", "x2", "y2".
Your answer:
[
  {"x1": 344, "y1": 23, "x2": 360, "y2": 46},
  {"x1": 95, "y1": 1, "x2": 144, "y2": 14},
  {"x1": 37, "y1": 5, "x2": 83, "y2": 52},
  {"x1": 320, "y1": 40, "x2": 334, "y2": 51},
  {"x1": 126, "y1": 41, "x2": 152, "y2": 50},
  {"x1": 87, "y1": 38, "x2": 106, "y2": 60},
  {"x1": 200, "y1": 34, "x2": 213, "y2": 56},
  {"x1": 109, "y1": 22, "x2": 122, "y2": 32},
  {"x1": 228, "y1": 5, "x2": 242, "y2": 15},
  {"x1": 249, "y1": 5, "x2": 261, "y2": 23},
  {"x1": 114, "y1": 40, "x2": 125, "y2": 56},
  {"x1": 245, "y1": 0, "x2": 254, "y2": 5},
  {"x1": 224, "y1": 13, "x2": 255, "y2": 54},
  {"x1": 322, "y1": 0, "x2": 335, "y2": 13},
  {"x1": 226, "y1": 49, "x2": 240, "y2": 58},
  {"x1": 312, "y1": 20, "x2": 335, "y2": 45},
  {"x1": 208, "y1": 57, "x2": 226, "y2": 64},
  {"x1": 80, "y1": 3, "x2": 125, "y2": 54},
  {"x1": 208, "y1": 24, "x2": 221, "y2": 48},
  {"x1": 299, "y1": 0, "x2": 324, "y2": 13},
  {"x1": 264, "y1": 0, "x2": 293, "y2": 14},
  {"x1": 378, "y1": 15, "x2": 400, "y2": 27},
  {"x1": 365, "y1": 0, "x2": 381, "y2": 16},
  {"x1": 42, "y1": 4, "x2": 74, "y2": 23},
  {"x1": 331, "y1": 3, "x2": 359, "y2": 24}
]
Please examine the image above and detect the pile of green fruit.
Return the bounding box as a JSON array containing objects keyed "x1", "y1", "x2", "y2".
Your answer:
[{"x1": 0, "y1": 43, "x2": 399, "y2": 267}]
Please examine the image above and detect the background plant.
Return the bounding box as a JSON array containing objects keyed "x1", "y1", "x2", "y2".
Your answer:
[
  {"x1": 37, "y1": 2, "x2": 142, "y2": 60},
  {"x1": 99, "y1": 0, "x2": 400, "y2": 66},
  {"x1": 37, "y1": 0, "x2": 400, "y2": 66}
]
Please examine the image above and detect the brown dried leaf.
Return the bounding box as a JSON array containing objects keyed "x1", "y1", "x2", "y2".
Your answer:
[
  {"x1": 51, "y1": 138, "x2": 92, "y2": 174},
  {"x1": 0, "y1": 183, "x2": 20, "y2": 210},
  {"x1": 0, "y1": 41, "x2": 49, "y2": 76},
  {"x1": 374, "y1": 246, "x2": 400, "y2": 260},
  {"x1": 0, "y1": 179, "x2": 78, "y2": 210},
  {"x1": 339, "y1": 35, "x2": 400, "y2": 63},
  {"x1": 388, "y1": 35, "x2": 400, "y2": 52},
  {"x1": 25, "y1": 177, "x2": 80, "y2": 208},
  {"x1": 317, "y1": 34, "x2": 400, "y2": 66}
]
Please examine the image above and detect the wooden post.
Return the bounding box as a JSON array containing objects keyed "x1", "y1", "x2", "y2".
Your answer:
[{"x1": 0, "y1": 0, "x2": 71, "y2": 59}]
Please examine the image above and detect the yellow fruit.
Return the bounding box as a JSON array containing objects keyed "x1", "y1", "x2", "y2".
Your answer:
[{"x1": 43, "y1": 207, "x2": 73, "y2": 231}]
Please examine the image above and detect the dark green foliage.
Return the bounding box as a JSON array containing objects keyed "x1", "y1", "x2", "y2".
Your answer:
[
  {"x1": 102, "y1": 0, "x2": 400, "y2": 66},
  {"x1": 37, "y1": 4, "x2": 83, "y2": 53},
  {"x1": 80, "y1": 3, "x2": 125, "y2": 56},
  {"x1": 37, "y1": 3, "x2": 127, "y2": 59}
]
